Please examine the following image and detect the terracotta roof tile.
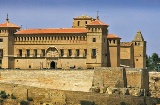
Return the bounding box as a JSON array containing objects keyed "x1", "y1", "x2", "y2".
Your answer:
[
  {"x1": 120, "y1": 42, "x2": 133, "y2": 46},
  {"x1": 0, "y1": 21, "x2": 20, "y2": 28},
  {"x1": 87, "y1": 19, "x2": 109, "y2": 26},
  {"x1": 15, "y1": 28, "x2": 87, "y2": 35},
  {"x1": 107, "y1": 34, "x2": 121, "y2": 39}
]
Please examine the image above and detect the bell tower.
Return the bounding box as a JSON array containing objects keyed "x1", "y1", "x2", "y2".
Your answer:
[
  {"x1": 132, "y1": 30, "x2": 146, "y2": 69},
  {"x1": 0, "y1": 15, "x2": 21, "y2": 68},
  {"x1": 86, "y1": 18, "x2": 109, "y2": 68}
]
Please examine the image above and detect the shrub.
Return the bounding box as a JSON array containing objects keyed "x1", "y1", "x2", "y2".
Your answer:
[
  {"x1": 11, "y1": 94, "x2": 16, "y2": 99},
  {"x1": 20, "y1": 100, "x2": 29, "y2": 105},
  {"x1": 0, "y1": 91, "x2": 7, "y2": 99},
  {"x1": 0, "y1": 91, "x2": 6, "y2": 94},
  {"x1": 80, "y1": 100, "x2": 95, "y2": 105},
  {"x1": 27, "y1": 97, "x2": 33, "y2": 101}
]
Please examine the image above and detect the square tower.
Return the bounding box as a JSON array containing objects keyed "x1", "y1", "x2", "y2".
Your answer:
[
  {"x1": 132, "y1": 30, "x2": 146, "y2": 69},
  {"x1": 86, "y1": 19, "x2": 109, "y2": 68},
  {"x1": 0, "y1": 16, "x2": 21, "y2": 68}
]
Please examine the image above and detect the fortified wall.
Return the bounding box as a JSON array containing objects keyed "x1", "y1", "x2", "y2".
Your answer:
[{"x1": 0, "y1": 67, "x2": 157, "y2": 105}]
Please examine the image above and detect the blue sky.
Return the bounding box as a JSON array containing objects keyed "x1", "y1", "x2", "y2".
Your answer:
[{"x1": 0, "y1": 0, "x2": 160, "y2": 55}]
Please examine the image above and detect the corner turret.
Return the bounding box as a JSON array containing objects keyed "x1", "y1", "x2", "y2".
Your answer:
[{"x1": 132, "y1": 30, "x2": 146, "y2": 69}]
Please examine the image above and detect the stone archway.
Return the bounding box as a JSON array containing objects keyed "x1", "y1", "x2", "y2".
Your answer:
[
  {"x1": 50, "y1": 61, "x2": 56, "y2": 69},
  {"x1": 46, "y1": 47, "x2": 59, "y2": 58}
]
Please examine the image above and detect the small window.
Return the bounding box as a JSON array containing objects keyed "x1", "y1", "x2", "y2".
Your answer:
[
  {"x1": 136, "y1": 59, "x2": 138, "y2": 61},
  {"x1": 34, "y1": 49, "x2": 37, "y2": 57},
  {"x1": 0, "y1": 49, "x2": 3, "y2": 57},
  {"x1": 138, "y1": 42, "x2": 140, "y2": 46},
  {"x1": 135, "y1": 42, "x2": 137, "y2": 45},
  {"x1": 29, "y1": 65, "x2": 31, "y2": 68},
  {"x1": 41, "y1": 49, "x2": 45, "y2": 57},
  {"x1": 18, "y1": 49, "x2": 22, "y2": 57},
  {"x1": 68, "y1": 49, "x2": 72, "y2": 57},
  {"x1": 26, "y1": 49, "x2": 30, "y2": 57},
  {"x1": 92, "y1": 49, "x2": 96, "y2": 58},
  {"x1": 78, "y1": 21, "x2": 80, "y2": 26},
  {"x1": 0, "y1": 38, "x2": 3, "y2": 42},
  {"x1": 113, "y1": 40, "x2": 115, "y2": 44},
  {"x1": 0, "y1": 59, "x2": 2, "y2": 64},
  {"x1": 60, "y1": 49, "x2": 64, "y2": 57},
  {"x1": 84, "y1": 49, "x2": 87, "y2": 57},
  {"x1": 85, "y1": 21, "x2": 87, "y2": 24},
  {"x1": 92, "y1": 38, "x2": 96, "y2": 42},
  {"x1": 76, "y1": 49, "x2": 80, "y2": 56}
]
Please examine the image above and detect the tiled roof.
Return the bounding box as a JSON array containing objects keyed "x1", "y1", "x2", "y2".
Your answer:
[
  {"x1": 120, "y1": 42, "x2": 133, "y2": 46},
  {"x1": 15, "y1": 28, "x2": 87, "y2": 35},
  {"x1": 87, "y1": 19, "x2": 109, "y2": 26},
  {"x1": 0, "y1": 21, "x2": 20, "y2": 28},
  {"x1": 107, "y1": 34, "x2": 121, "y2": 39}
]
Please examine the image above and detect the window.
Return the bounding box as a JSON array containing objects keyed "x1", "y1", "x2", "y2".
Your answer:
[
  {"x1": 26, "y1": 49, "x2": 30, "y2": 57},
  {"x1": 18, "y1": 49, "x2": 22, "y2": 57},
  {"x1": 85, "y1": 21, "x2": 87, "y2": 24},
  {"x1": 60, "y1": 49, "x2": 64, "y2": 57},
  {"x1": 113, "y1": 40, "x2": 115, "y2": 44},
  {"x1": 92, "y1": 49, "x2": 96, "y2": 58},
  {"x1": 84, "y1": 49, "x2": 87, "y2": 57},
  {"x1": 41, "y1": 49, "x2": 45, "y2": 57},
  {"x1": 138, "y1": 42, "x2": 140, "y2": 46},
  {"x1": 92, "y1": 38, "x2": 96, "y2": 42},
  {"x1": 34, "y1": 49, "x2": 37, "y2": 57},
  {"x1": 0, "y1": 59, "x2": 2, "y2": 64},
  {"x1": 0, "y1": 49, "x2": 3, "y2": 57},
  {"x1": 0, "y1": 38, "x2": 3, "y2": 42},
  {"x1": 76, "y1": 49, "x2": 80, "y2": 56},
  {"x1": 68, "y1": 49, "x2": 72, "y2": 57},
  {"x1": 78, "y1": 21, "x2": 80, "y2": 26},
  {"x1": 136, "y1": 59, "x2": 138, "y2": 61}
]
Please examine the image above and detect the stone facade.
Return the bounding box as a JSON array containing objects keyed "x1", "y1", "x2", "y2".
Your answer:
[{"x1": 0, "y1": 15, "x2": 146, "y2": 69}]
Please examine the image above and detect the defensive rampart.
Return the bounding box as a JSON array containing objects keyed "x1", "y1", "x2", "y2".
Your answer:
[{"x1": 0, "y1": 67, "x2": 157, "y2": 105}]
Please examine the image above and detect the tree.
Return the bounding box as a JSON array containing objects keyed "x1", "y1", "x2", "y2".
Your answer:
[
  {"x1": 152, "y1": 53, "x2": 160, "y2": 64},
  {"x1": 146, "y1": 53, "x2": 160, "y2": 71}
]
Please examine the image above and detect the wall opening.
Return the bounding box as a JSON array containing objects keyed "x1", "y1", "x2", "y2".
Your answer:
[{"x1": 50, "y1": 61, "x2": 56, "y2": 69}]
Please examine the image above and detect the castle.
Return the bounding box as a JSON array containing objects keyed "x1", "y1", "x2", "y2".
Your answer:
[{"x1": 0, "y1": 15, "x2": 146, "y2": 69}]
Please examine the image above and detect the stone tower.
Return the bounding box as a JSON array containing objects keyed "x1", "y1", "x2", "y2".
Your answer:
[
  {"x1": 86, "y1": 19, "x2": 109, "y2": 68},
  {"x1": 72, "y1": 15, "x2": 95, "y2": 28},
  {"x1": 0, "y1": 15, "x2": 20, "y2": 68},
  {"x1": 132, "y1": 30, "x2": 146, "y2": 69},
  {"x1": 107, "y1": 34, "x2": 121, "y2": 67}
]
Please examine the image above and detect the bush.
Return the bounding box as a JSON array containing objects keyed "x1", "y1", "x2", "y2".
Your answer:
[
  {"x1": 80, "y1": 100, "x2": 95, "y2": 105},
  {"x1": 20, "y1": 100, "x2": 29, "y2": 105},
  {"x1": 11, "y1": 94, "x2": 16, "y2": 99},
  {"x1": 0, "y1": 91, "x2": 6, "y2": 94},
  {"x1": 27, "y1": 97, "x2": 33, "y2": 101},
  {"x1": 0, "y1": 91, "x2": 7, "y2": 99}
]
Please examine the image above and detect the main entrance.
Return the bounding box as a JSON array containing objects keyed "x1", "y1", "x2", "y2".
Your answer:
[{"x1": 50, "y1": 61, "x2": 56, "y2": 69}]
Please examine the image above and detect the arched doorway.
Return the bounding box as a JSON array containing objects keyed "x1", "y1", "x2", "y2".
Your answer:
[{"x1": 50, "y1": 61, "x2": 56, "y2": 69}]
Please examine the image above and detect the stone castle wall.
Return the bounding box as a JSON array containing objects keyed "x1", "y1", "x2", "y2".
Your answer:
[
  {"x1": 0, "y1": 67, "x2": 154, "y2": 104},
  {"x1": 0, "y1": 82, "x2": 155, "y2": 105}
]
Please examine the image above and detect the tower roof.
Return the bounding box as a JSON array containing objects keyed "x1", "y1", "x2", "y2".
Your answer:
[
  {"x1": 0, "y1": 15, "x2": 20, "y2": 28},
  {"x1": 107, "y1": 34, "x2": 121, "y2": 39},
  {"x1": 133, "y1": 30, "x2": 144, "y2": 41},
  {"x1": 0, "y1": 21, "x2": 20, "y2": 28},
  {"x1": 87, "y1": 19, "x2": 109, "y2": 26}
]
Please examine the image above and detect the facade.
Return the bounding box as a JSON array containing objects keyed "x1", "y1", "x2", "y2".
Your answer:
[{"x1": 0, "y1": 15, "x2": 146, "y2": 69}]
